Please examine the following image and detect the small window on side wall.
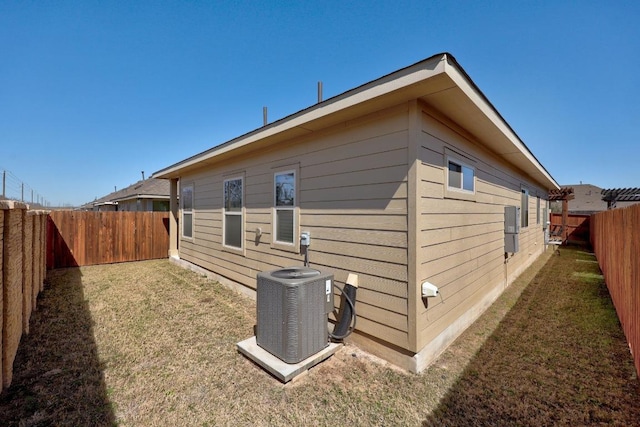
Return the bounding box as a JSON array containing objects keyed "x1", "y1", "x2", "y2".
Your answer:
[
  {"x1": 447, "y1": 157, "x2": 475, "y2": 193},
  {"x1": 274, "y1": 171, "x2": 295, "y2": 244},
  {"x1": 182, "y1": 184, "x2": 193, "y2": 238}
]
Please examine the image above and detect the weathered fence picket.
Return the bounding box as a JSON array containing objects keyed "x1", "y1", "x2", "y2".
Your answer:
[
  {"x1": 47, "y1": 211, "x2": 170, "y2": 269},
  {"x1": 591, "y1": 204, "x2": 640, "y2": 378}
]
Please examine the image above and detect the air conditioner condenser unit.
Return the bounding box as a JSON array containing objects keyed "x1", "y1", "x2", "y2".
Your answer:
[{"x1": 256, "y1": 266, "x2": 334, "y2": 364}]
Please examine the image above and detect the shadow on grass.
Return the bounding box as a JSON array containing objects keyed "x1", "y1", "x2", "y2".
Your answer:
[
  {"x1": 0, "y1": 267, "x2": 115, "y2": 426},
  {"x1": 423, "y1": 245, "x2": 640, "y2": 426}
]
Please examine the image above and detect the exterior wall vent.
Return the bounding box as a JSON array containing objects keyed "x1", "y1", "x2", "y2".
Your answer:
[{"x1": 256, "y1": 266, "x2": 334, "y2": 363}]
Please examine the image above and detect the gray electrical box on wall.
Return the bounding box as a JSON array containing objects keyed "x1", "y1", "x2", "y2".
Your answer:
[{"x1": 504, "y1": 206, "x2": 520, "y2": 253}]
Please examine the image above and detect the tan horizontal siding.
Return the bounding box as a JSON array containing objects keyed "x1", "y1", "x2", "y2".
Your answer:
[
  {"x1": 309, "y1": 251, "x2": 407, "y2": 283},
  {"x1": 322, "y1": 264, "x2": 408, "y2": 299},
  {"x1": 424, "y1": 253, "x2": 505, "y2": 320},
  {"x1": 301, "y1": 199, "x2": 407, "y2": 211},
  {"x1": 178, "y1": 105, "x2": 412, "y2": 351},
  {"x1": 311, "y1": 239, "x2": 407, "y2": 264},
  {"x1": 302, "y1": 213, "x2": 407, "y2": 231},
  {"x1": 420, "y1": 212, "x2": 503, "y2": 230},
  {"x1": 355, "y1": 287, "x2": 408, "y2": 315},
  {"x1": 301, "y1": 182, "x2": 407, "y2": 203},
  {"x1": 415, "y1": 108, "x2": 549, "y2": 351},
  {"x1": 304, "y1": 164, "x2": 407, "y2": 191},
  {"x1": 354, "y1": 316, "x2": 409, "y2": 348},
  {"x1": 419, "y1": 262, "x2": 506, "y2": 343},
  {"x1": 302, "y1": 226, "x2": 407, "y2": 248},
  {"x1": 420, "y1": 238, "x2": 504, "y2": 287},
  {"x1": 303, "y1": 135, "x2": 408, "y2": 179}
]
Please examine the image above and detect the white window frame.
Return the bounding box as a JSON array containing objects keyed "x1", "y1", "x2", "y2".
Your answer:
[
  {"x1": 274, "y1": 170, "x2": 296, "y2": 245},
  {"x1": 536, "y1": 195, "x2": 541, "y2": 225},
  {"x1": 223, "y1": 176, "x2": 244, "y2": 252},
  {"x1": 445, "y1": 153, "x2": 476, "y2": 201},
  {"x1": 521, "y1": 187, "x2": 529, "y2": 228},
  {"x1": 181, "y1": 183, "x2": 194, "y2": 239},
  {"x1": 271, "y1": 164, "x2": 300, "y2": 253}
]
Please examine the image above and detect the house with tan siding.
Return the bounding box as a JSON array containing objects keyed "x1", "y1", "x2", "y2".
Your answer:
[
  {"x1": 83, "y1": 178, "x2": 171, "y2": 212},
  {"x1": 153, "y1": 52, "x2": 559, "y2": 372}
]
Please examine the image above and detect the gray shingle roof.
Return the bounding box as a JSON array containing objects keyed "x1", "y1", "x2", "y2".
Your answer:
[{"x1": 87, "y1": 178, "x2": 170, "y2": 207}]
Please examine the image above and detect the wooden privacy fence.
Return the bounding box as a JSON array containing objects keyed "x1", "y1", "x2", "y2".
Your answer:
[
  {"x1": 1, "y1": 201, "x2": 48, "y2": 391},
  {"x1": 590, "y1": 204, "x2": 640, "y2": 378},
  {"x1": 550, "y1": 213, "x2": 590, "y2": 244},
  {"x1": 47, "y1": 211, "x2": 170, "y2": 269}
]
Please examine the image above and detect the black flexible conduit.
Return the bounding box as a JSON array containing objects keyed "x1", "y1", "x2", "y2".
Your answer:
[
  {"x1": 302, "y1": 237, "x2": 357, "y2": 340},
  {"x1": 329, "y1": 282, "x2": 357, "y2": 340}
]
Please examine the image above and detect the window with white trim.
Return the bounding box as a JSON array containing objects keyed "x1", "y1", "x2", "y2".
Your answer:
[
  {"x1": 223, "y1": 177, "x2": 243, "y2": 249},
  {"x1": 536, "y1": 196, "x2": 540, "y2": 224},
  {"x1": 274, "y1": 171, "x2": 295, "y2": 244},
  {"x1": 521, "y1": 187, "x2": 529, "y2": 228},
  {"x1": 447, "y1": 157, "x2": 475, "y2": 193},
  {"x1": 182, "y1": 184, "x2": 193, "y2": 238}
]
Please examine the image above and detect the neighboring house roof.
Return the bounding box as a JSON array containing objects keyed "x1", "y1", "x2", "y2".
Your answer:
[
  {"x1": 152, "y1": 52, "x2": 559, "y2": 191},
  {"x1": 565, "y1": 184, "x2": 607, "y2": 213},
  {"x1": 85, "y1": 178, "x2": 171, "y2": 208},
  {"x1": 551, "y1": 184, "x2": 640, "y2": 214}
]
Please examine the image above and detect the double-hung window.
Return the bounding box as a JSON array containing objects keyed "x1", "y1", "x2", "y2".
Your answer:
[
  {"x1": 272, "y1": 166, "x2": 299, "y2": 252},
  {"x1": 181, "y1": 184, "x2": 193, "y2": 238},
  {"x1": 274, "y1": 171, "x2": 295, "y2": 245},
  {"x1": 223, "y1": 177, "x2": 243, "y2": 250}
]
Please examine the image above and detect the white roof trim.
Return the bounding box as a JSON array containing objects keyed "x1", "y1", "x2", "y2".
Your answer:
[{"x1": 153, "y1": 53, "x2": 558, "y2": 191}]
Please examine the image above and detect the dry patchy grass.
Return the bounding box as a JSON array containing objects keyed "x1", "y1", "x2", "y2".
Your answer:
[
  {"x1": 424, "y1": 246, "x2": 640, "y2": 426},
  {"x1": 1, "y1": 247, "x2": 638, "y2": 426}
]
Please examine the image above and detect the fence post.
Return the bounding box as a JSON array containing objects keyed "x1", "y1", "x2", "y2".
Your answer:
[
  {"x1": 23, "y1": 211, "x2": 34, "y2": 334},
  {"x1": 1, "y1": 200, "x2": 27, "y2": 390},
  {"x1": 0, "y1": 207, "x2": 4, "y2": 389},
  {"x1": 169, "y1": 178, "x2": 179, "y2": 258}
]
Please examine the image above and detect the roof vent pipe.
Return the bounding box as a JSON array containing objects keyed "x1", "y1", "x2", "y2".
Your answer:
[
  {"x1": 141, "y1": 171, "x2": 145, "y2": 180},
  {"x1": 317, "y1": 81, "x2": 323, "y2": 103},
  {"x1": 263, "y1": 106, "x2": 268, "y2": 126}
]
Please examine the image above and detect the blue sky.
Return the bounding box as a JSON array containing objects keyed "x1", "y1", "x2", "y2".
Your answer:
[{"x1": 1, "y1": 1, "x2": 639, "y2": 206}]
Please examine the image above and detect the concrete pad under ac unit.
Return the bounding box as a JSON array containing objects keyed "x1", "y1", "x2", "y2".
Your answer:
[{"x1": 237, "y1": 336, "x2": 340, "y2": 383}]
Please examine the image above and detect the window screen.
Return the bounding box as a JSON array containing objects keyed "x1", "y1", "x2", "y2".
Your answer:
[
  {"x1": 224, "y1": 178, "x2": 243, "y2": 249},
  {"x1": 274, "y1": 171, "x2": 295, "y2": 244}
]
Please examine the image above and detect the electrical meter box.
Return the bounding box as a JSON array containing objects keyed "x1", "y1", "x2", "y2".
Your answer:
[
  {"x1": 504, "y1": 206, "x2": 521, "y2": 234},
  {"x1": 542, "y1": 208, "x2": 549, "y2": 229},
  {"x1": 504, "y1": 206, "x2": 520, "y2": 253},
  {"x1": 505, "y1": 233, "x2": 519, "y2": 253}
]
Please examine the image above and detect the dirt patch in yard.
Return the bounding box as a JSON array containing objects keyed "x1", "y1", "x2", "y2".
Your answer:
[{"x1": 1, "y1": 247, "x2": 639, "y2": 426}]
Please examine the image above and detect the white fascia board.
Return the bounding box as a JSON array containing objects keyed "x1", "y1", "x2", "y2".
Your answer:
[{"x1": 153, "y1": 55, "x2": 448, "y2": 179}]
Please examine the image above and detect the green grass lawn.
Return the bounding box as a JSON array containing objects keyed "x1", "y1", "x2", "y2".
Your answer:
[{"x1": 1, "y1": 246, "x2": 638, "y2": 426}]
